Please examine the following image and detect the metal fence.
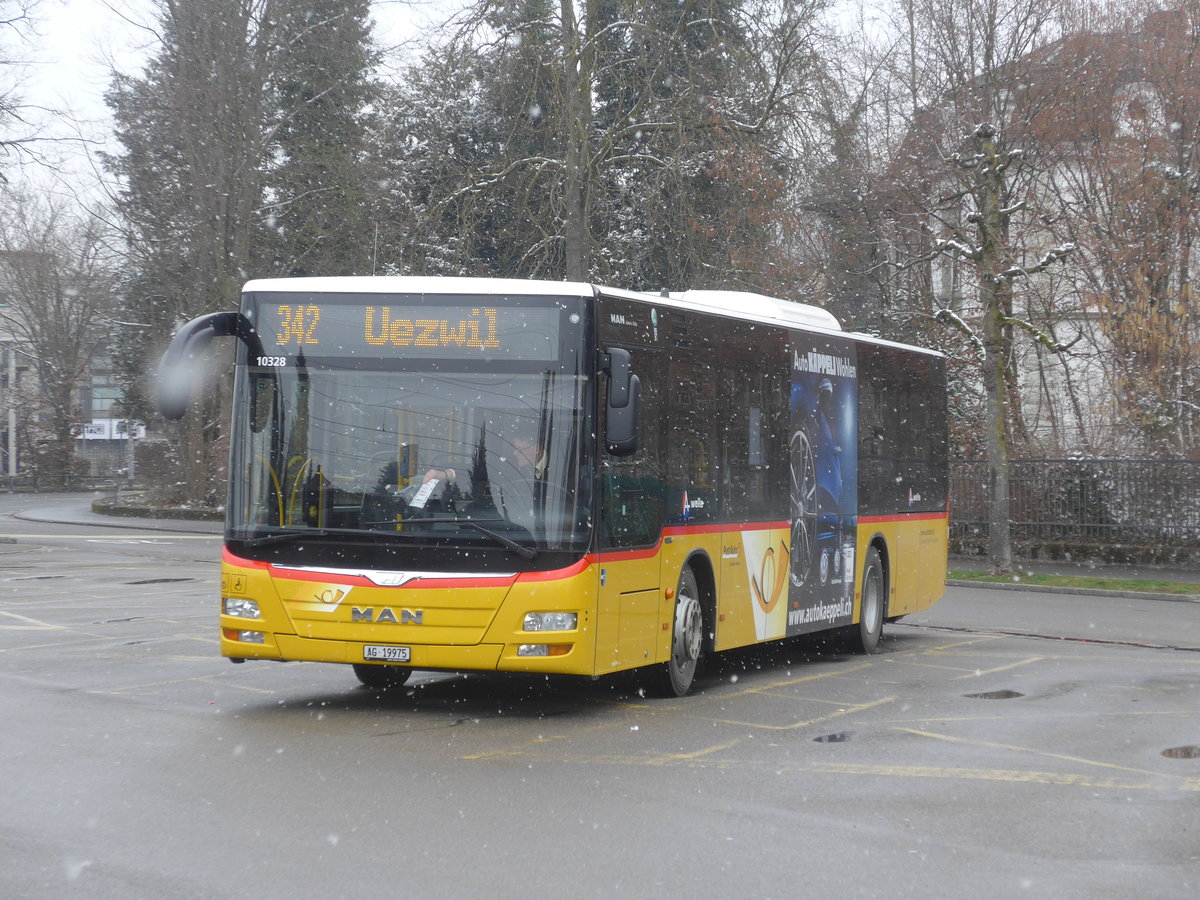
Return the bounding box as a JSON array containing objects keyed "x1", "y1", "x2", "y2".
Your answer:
[
  {"x1": 950, "y1": 459, "x2": 1200, "y2": 550},
  {"x1": 7, "y1": 461, "x2": 1200, "y2": 555}
]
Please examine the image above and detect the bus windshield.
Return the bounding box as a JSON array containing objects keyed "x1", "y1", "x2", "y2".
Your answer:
[{"x1": 227, "y1": 293, "x2": 591, "y2": 558}]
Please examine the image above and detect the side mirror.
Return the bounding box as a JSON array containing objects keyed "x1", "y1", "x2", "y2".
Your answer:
[
  {"x1": 158, "y1": 311, "x2": 262, "y2": 419},
  {"x1": 604, "y1": 347, "x2": 640, "y2": 456}
]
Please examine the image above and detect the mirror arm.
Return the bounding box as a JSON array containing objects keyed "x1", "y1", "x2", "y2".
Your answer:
[{"x1": 158, "y1": 312, "x2": 262, "y2": 419}]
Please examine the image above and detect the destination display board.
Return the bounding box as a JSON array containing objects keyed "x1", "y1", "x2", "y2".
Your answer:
[{"x1": 247, "y1": 295, "x2": 564, "y2": 364}]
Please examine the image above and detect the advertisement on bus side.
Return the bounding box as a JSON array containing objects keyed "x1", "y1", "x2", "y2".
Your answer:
[
  {"x1": 739, "y1": 335, "x2": 858, "y2": 640},
  {"x1": 784, "y1": 336, "x2": 858, "y2": 636}
]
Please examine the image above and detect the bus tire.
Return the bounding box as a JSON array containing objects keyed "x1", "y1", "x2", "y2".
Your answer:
[
  {"x1": 353, "y1": 663, "x2": 412, "y2": 690},
  {"x1": 658, "y1": 566, "x2": 704, "y2": 697},
  {"x1": 849, "y1": 546, "x2": 886, "y2": 654}
]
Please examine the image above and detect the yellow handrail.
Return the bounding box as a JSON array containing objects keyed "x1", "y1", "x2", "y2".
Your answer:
[
  {"x1": 287, "y1": 457, "x2": 312, "y2": 526},
  {"x1": 254, "y1": 456, "x2": 284, "y2": 525}
]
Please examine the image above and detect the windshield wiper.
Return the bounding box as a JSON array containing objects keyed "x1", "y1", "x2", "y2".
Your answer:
[
  {"x1": 242, "y1": 528, "x2": 330, "y2": 548},
  {"x1": 459, "y1": 519, "x2": 538, "y2": 560},
  {"x1": 371, "y1": 516, "x2": 539, "y2": 560}
]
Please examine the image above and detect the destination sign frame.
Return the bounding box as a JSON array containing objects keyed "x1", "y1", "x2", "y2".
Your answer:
[{"x1": 244, "y1": 293, "x2": 568, "y2": 364}]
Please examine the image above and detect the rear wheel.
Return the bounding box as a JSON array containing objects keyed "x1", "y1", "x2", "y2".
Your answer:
[
  {"x1": 353, "y1": 663, "x2": 413, "y2": 690},
  {"x1": 847, "y1": 546, "x2": 885, "y2": 654},
  {"x1": 658, "y1": 567, "x2": 704, "y2": 697}
]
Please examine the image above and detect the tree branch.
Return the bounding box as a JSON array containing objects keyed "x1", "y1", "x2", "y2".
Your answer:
[
  {"x1": 997, "y1": 314, "x2": 1079, "y2": 353},
  {"x1": 934, "y1": 307, "x2": 986, "y2": 356},
  {"x1": 991, "y1": 243, "x2": 1077, "y2": 283}
]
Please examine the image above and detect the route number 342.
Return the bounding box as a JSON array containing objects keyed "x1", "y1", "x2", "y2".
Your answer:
[{"x1": 276, "y1": 305, "x2": 320, "y2": 345}]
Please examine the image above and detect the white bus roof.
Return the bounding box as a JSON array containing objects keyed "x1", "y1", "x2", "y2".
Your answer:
[
  {"x1": 241, "y1": 276, "x2": 940, "y2": 355},
  {"x1": 242, "y1": 277, "x2": 838, "y2": 328},
  {"x1": 242, "y1": 276, "x2": 596, "y2": 298},
  {"x1": 665, "y1": 289, "x2": 841, "y2": 331}
]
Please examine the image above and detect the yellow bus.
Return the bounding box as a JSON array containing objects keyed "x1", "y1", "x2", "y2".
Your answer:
[{"x1": 159, "y1": 277, "x2": 947, "y2": 696}]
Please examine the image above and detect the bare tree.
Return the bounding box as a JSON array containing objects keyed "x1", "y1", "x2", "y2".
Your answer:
[
  {"x1": 0, "y1": 1, "x2": 47, "y2": 176},
  {"x1": 873, "y1": 0, "x2": 1080, "y2": 572},
  {"x1": 0, "y1": 189, "x2": 118, "y2": 482},
  {"x1": 1039, "y1": 1, "x2": 1200, "y2": 457}
]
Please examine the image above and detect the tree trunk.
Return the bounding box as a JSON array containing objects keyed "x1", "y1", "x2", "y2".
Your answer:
[
  {"x1": 981, "y1": 299, "x2": 1014, "y2": 572},
  {"x1": 560, "y1": 0, "x2": 592, "y2": 282},
  {"x1": 976, "y1": 125, "x2": 1014, "y2": 573}
]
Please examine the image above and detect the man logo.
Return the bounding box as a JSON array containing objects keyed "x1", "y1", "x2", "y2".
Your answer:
[{"x1": 351, "y1": 607, "x2": 423, "y2": 624}]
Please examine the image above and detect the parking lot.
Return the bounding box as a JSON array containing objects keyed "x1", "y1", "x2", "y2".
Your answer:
[{"x1": 1, "y1": 499, "x2": 1197, "y2": 899}]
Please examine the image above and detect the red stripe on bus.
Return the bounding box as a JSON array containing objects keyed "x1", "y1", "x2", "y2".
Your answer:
[
  {"x1": 277, "y1": 567, "x2": 520, "y2": 589},
  {"x1": 223, "y1": 547, "x2": 522, "y2": 590},
  {"x1": 222, "y1": 513, "x2": 945, "y2": 587},
  {"x1": 516, "y1": 557, "x2": 593, "y2": 582},
  {"x1": 594, "y1": 542, "x2": 664, "y2": 564},
  {"x1": 859, "y1": 512, "x2": 949, "y2": 524},
  {"x1": 663, "y1": 521, "x2": 789, "y2": 537},
  {"x1": 595, "y1": 521, "x2": 791, "y2": 563},
  {"x1": 223, "y1": 547, "x2": 269, "y2": 568}
]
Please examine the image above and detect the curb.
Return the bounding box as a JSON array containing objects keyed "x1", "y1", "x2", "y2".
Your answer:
[
  {"x1": 12, "y1": 512, "x2": 221, "y2": 536},
  {"x1": 946, "y1": 579, "x2": 1200, "y2": 603}
]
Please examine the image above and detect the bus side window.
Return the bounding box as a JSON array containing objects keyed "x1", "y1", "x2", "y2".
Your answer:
[{"x1": 600, "y1": 466, "x2": 665, "y2": 547}]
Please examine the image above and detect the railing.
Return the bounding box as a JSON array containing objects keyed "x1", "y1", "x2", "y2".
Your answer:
[
  {"x1": 950, "y1": 459, "x2": 1200, "y2": 550},
  {"x1": 8, "y1": 461, "x2": 1200, "y2": 556}
]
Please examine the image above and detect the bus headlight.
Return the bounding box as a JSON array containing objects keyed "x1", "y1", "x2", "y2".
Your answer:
[
  {"x1": 523, "y1": 612, "x2": 577, "y2": 632},
  {"x1": 223, "y1": 597, "x2": 261, "y2": 619},
  {"x1": 223, "y1": 628, "x2": 266, "y2": 644},
  {"x1": 518, "y1": 644, "x2": 571, "y2": 657}
]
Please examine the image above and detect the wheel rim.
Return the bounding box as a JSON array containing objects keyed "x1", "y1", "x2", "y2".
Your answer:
[
  {"x1": 862, "y1": 564, "x2": 881, "y2": 632},
  {"x1": 675, "y1": 596, "x2": 703, "y2": 664},
  {"x1": 671, "y1": 575, "x2": 703, "y2": 686}
]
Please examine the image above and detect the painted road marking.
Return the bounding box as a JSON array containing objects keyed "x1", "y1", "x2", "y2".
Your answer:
[
  {"x1": 956, "y1": 656, "x2": 1044, "y2": 678},
  {"x1": 712, "y1": 696, "x2": 896, "y2": 732},
  {"x1": 644, "y1": 740, "x2": 742, "y2": 765},
  {"x1": 894, "y1": 727, "x2": 1180, "y2": 779},
  {"x1": 0, "y1": 609, "x2": 65, "y2": 629},
  {"x1": 460, "y1": 741, "x2": 1200, "y2": 794}
]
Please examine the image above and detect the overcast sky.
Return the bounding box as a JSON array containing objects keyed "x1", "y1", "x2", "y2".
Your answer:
[{"x1": 13, "y1": 0, "x2": 429, "y2": 197}]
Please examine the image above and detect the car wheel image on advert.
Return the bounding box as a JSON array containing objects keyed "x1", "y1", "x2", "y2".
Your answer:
[{"x1": 790, "y1": 428, "x2": 817, "y2": 587}]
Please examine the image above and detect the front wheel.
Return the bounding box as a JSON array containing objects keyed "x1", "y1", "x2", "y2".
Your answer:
[
  {"x1": 847, "y1": 546, "x2": 885, "y2": 654},
  {"x1": 353, "y1": 663, "x2": 412, "y2": 690},
  {"x1": 657, "y1": 567, "x2": 705, "y2": 697}
]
